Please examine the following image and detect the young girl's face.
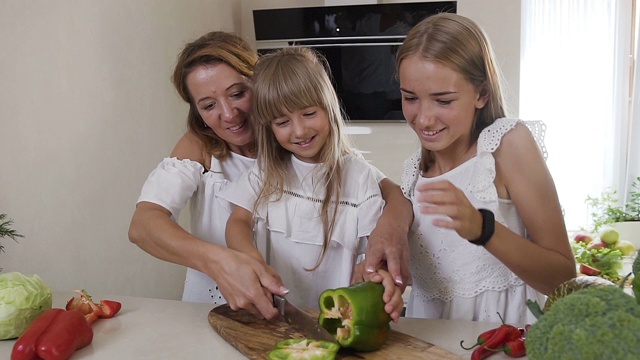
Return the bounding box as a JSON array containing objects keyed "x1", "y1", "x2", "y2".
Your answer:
[
  {"x1": 270, "y1": 106, "x2": 330, "y2": 163},
  {"x1": 398, "y1": 55, "x2": 487, "y2": 154},
  {"x1": 186, "y1": 63, "x2": 255, "y2": 156}
]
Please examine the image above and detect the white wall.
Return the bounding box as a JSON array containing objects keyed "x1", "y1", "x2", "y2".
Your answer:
[
  {"x1": 0, "y1": 0, "x2": 241, "y2": 299},
  {"x1": 242, "y1": 0, "x2": 521, "y2": 184},
  {"x1": 0, "y1": 0, "x2": 521, "y2": 300}
]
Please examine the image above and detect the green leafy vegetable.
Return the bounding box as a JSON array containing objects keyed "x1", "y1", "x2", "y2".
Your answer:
[
  {"x1": 0, "y1": 272, "x2": 52, "y2": 340},
  {"x1": 571, "y1": 241, "x2": 623, "y2": 282}
]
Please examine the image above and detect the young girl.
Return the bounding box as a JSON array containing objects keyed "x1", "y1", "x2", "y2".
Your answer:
[
  {"x1": 220, "y1": 47, "x2": 404, "y2": 320},
  {"x1": 397, "y1": 13, "x2": 576, "y2": 323}
]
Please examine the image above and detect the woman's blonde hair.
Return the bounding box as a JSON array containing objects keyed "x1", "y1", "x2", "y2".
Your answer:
[
  {"x1": 172, "y1": 31, "x2": 258, "y2": 159},
  {"x1": 252, "y1": 46, "x2": 353, "y2": 271},
  {"x1": 396, "y1": 13, "x2": 507, "y2": 171}
]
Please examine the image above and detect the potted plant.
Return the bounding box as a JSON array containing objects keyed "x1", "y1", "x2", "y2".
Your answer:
[
  {"x1": 585, "y1": 176, "x2": 640, "y2": 247},
  {"x1": 0, "y1": 213, "x2": 24, "y2": 256}
]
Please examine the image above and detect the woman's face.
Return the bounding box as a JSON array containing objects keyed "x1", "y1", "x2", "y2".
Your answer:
[
  {"x1": 398, "y1": 55, "x2": 487, "y2": 154},
  {"x1": 186, "y1": 63, "x2": 255, "y2": 156}
]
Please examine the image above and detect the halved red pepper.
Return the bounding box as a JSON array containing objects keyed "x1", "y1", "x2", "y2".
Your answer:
[
  {"x1": 11, "y1": 308, "x2": 93, "y2": 360},
  {"x1": 65, "y1": 290, "x2": 121, "y2": 324}
]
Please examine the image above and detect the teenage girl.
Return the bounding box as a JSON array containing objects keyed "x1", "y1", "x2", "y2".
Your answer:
[{"x1": 397, "y1": 13, "x2": 576, "y2": 323}]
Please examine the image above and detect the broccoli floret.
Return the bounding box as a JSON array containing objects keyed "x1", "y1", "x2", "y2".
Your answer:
[{"x1": 526, "y1": 286, "x2": 640, "y2": 360}]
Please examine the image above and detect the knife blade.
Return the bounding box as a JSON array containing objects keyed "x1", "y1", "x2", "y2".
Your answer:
[{"x1": 273, "y1": 295, "x2": 336, "y2": 342}]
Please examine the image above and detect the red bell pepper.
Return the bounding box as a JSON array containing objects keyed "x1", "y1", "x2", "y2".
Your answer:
[
  {"x1": 11, "y1": 309, "x2": 93, "y2": 360},
  {"x1": 65, "y1": 290, "x2": 121, "y2": 324}
]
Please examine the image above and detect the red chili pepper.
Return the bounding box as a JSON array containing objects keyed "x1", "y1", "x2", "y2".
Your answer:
[
  {"x1": 460, "y1": 328, "x2": 499, "y2": 350},
  {"x1": 505, "y1": 324, "x2": 521, "y2": 342},
  {"x1": 481, "y1": 324, "x2": 511, "y2": 350},
  {"x1": 11, "y1": 309, "x2": 93, "y2": 360},
  {"x1": 502, "y1": 338, "x2": 526, "y2": 358},
  {"x1": 471, "y1": 343, "x2": 496, "y2": 360}
]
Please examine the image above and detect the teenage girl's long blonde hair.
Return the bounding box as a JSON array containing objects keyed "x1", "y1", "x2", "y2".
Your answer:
[
  {"x1": 251, "y1": 46, "x2": 354, "y2": 271},
  {"x1": 396, "y1": 13, "x2": 507, "y2": 172}
]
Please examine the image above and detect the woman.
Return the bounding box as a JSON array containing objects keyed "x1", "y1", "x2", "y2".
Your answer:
[{"x1": 128, "y1": 31, "x2": 411, "y2": 319}]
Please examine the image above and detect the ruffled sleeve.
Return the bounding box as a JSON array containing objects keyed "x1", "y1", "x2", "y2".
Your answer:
[
  {"x1": 401, "y1": 149, "x2": 422, "y2": 199},
  {"x1": 469, "y1": 118, "x2": 518, "y2": 205},
  {"x1": 137, "y1": 157, "x2": 205, "y2": 219}
]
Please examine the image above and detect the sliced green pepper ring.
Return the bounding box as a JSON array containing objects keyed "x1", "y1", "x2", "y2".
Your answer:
[
  {"x1": 318, "y1": 281, "x2": 391, "y2": 352},
  {"x1": 268, "y1": 338, "x2": 339, "y2": 360}
]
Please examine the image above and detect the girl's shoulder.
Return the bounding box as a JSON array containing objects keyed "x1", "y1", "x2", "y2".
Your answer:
[
  {"x1": 493, "y1": 120, "x2": 543, "y2": 160},
  {"x1": 479, "y1": 118, "x2": 544, "y2": 158}
]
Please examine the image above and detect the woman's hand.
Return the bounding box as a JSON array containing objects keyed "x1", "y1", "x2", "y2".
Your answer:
[
  {"x1": 366, "y1": 269, "x2": 405, "y2": 323},
  {"x1": 212, "y1": 248, "x2": 288, "y2": 320},
  {"x1": 415, "y1": 180, "x2": 484, "y2": 241},
  {"x1": 360, "y1": 178, "x2": 412, "y2": 290}
]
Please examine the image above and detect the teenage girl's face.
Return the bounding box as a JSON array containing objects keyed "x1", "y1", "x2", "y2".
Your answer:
[
  {"x1": 398, "y1": 55, "x2": 487, "y2": 154},
  {"x1": 186, "y1": 63, "x2": 255, "y2": 156},
  {"x1": 270, "y1": 106, "x2": 330, "y2": 163}
]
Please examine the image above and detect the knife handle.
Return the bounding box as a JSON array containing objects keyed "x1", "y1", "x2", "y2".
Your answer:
[{"x1": 272, "y1": 294, "x2": 285, "y2": 315}]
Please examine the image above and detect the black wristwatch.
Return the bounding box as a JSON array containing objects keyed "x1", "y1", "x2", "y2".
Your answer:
[{"x1": 469, "y1": 209, "x2": 495, "y2": 246}]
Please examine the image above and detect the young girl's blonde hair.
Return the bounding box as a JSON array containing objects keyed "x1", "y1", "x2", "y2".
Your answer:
[
  {"x1": 252, "y1": 46, "x2": 354, "y2": 271},
  {"x1": 396, "y1": 13, "x2": 507, "y2": 172}
]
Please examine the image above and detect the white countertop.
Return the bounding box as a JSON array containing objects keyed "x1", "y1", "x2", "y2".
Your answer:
[{"x1": 0, "y1": 292, "x2": 527, "y2": 360}]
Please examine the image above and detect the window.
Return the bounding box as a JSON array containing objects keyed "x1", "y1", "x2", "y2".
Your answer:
[{"x1": 520, "y1": 0, "x2": 636, "y2": 230}]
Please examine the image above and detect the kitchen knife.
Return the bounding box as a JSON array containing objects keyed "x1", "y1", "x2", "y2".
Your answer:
[{"x1": 273, "y1": 295, "x2": 336, "y2": 342}]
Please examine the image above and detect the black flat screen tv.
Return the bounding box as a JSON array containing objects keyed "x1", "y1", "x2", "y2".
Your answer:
[{"x1": 253, "y1": 2, "x2": 457, "y2": 122}]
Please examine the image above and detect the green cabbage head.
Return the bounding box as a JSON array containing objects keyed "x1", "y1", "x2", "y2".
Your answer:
[{"x1": 0, "y1": 272, "x2": 52, "y2": 340}]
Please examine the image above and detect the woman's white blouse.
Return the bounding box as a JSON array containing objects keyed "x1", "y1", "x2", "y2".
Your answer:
[
  {"x1": 137, "y1": 153, "x2": 255, "y2": 304},
  {"x1": 219, "y1": 154, "x2": 385, "y2": 310}
]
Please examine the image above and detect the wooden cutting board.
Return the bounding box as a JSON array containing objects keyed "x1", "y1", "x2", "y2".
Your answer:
[{"x1": 208, "y1": 304, "x2": 461, "y2": 360}]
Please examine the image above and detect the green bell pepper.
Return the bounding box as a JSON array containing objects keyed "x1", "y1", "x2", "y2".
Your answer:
[
  {"x1": 318, "y1": 281, "x2": 391, "y2": 352},
  {"x1": 268, "y1": 338, "x2": 339, "y2": 360}
]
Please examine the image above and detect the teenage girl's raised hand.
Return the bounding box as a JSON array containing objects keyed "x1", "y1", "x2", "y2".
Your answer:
[{"x1": 415, "y1": 179, "x2": 485, "y2": 242}]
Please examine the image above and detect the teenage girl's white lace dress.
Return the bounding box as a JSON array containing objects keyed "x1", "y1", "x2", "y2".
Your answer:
[
  {"x1": 137, "y1": 152, "x2": 254, "y2": 304},
  {"x1": 401, "y1": 118, "x2": 547, "y2": 324},
  {"x1": 219, "y1": 154, "x2": 385, "y2": 310}
]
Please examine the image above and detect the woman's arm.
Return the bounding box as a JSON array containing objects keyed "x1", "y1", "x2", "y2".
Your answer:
[
  {"x1": 128, "y1": 132, "x2": 284, "y2": 318},
  {"x1": 129, "y1": 202, "x2": 283, "y2": 319},
  {"x1": 128, "y1": 131, "x2": 215, "y2": 273},
  {"x1": 361, "y1": 178, "x2": 413, "y2": 289}
]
